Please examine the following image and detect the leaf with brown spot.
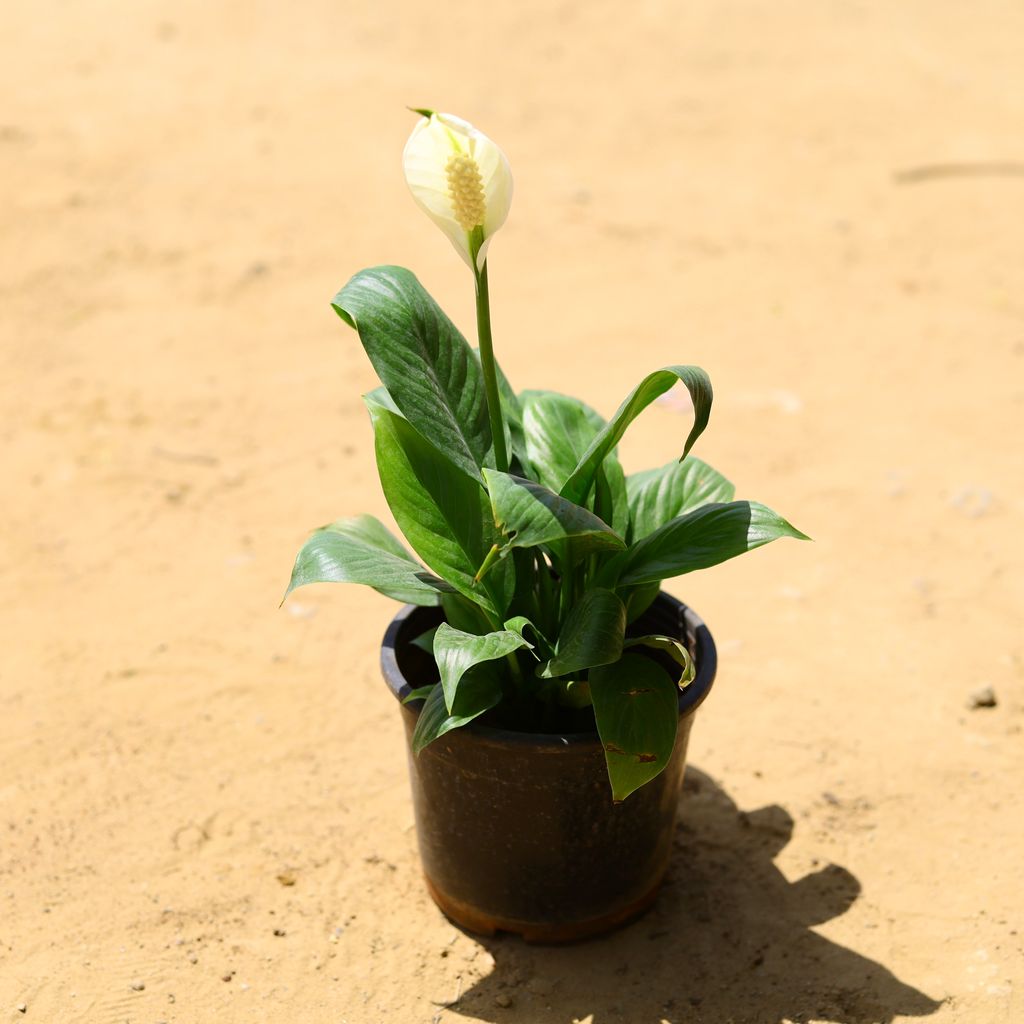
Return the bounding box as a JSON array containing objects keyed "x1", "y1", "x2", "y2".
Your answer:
[{"x1": 590, "y1": 654, "x2": 679, "y2": 801}]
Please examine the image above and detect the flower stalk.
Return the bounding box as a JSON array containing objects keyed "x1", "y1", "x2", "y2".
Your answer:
[{"x1": 470, "y1": 228, "x2": 509, "y2": 474}]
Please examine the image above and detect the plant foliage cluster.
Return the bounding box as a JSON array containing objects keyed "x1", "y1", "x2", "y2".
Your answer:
[{"x1": 287, "y1": 264, "x2": 807, "y2": 800}]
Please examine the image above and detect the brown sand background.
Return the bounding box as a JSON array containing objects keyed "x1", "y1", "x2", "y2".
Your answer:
[{"x1": 2, "y1": 2, "x2": 1023, "y2": 1022}]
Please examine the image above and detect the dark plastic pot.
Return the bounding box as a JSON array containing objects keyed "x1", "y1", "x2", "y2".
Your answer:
[{"x1": 380, "y1": 592, "x2": 717, "y2": 943}]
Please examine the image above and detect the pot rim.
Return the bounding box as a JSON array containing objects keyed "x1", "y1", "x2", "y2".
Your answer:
[{"x1": 380, "y1": 591, "x2": 717, "y2": 751}]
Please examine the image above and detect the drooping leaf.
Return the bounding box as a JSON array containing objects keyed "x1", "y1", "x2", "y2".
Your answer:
[
  {"x1": 482, "y1": 470, "x2": 625, "y2": 561},
  {"x1": 536, "y1": 588, "x2": 627, "y2": 679},
  {"x1": 503, "y1": 615, "x2": 551, "y2": 659},
  {"x1": 626, "y1": 457, "x2": 735, "y2": 542},
  {"x1": 369, "y1": 403, "x2": 514, "y2": 617},
  {"x1": 623, "y1": 635, "x2": 696, "y2": 688},
  {"x1": 602, "y1": 501, "x2": 809, "y2": 588},
  {"x1": 285, "y1": 515, "x2": 450, "y2": 605},
  {"x1": 411, "y1": 667, "x2": 503, "y2": 754},
  {"x1": 590, "y1": 654, "x2": 680, "y2": 802},
  {"x1": 334, "y1": 266, "x2": 491, "y2": 482},
  {"x1": 561, "y1": 366, "x2": 713, "y2": 507},
  {"x1": 433, "y1": 623, "x2": 532, "y2": 713},
  {"x1": 520, "y1": 391, "x2": 606, "y2": 494}
]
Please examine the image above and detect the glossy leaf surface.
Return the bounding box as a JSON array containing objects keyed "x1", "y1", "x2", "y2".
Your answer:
[
  {"x1": 286, "y1": 515, "x2": 449, "y2": 605},
  {"x1": 536, "y1": 588, "x2": 626, "y2": 679},
  {"x1": 561, "y1": 366, "x2": 713, "y2": 506},
  {"x1": 483, "y1": 470, "x2": 625, "y2": 558},
  {"x1": 369, "y1": 403, "x2": 513, "y2": 616},
  {"x1": 603, "y1": 500, "x2": 808, "y2": 587},
  {"x1": 411, "y1": 668, "x2": 502, "y2": 754},
  {"x1": 334, "y1": 266, "x2": 491, "y2": 482},
  {"x1": 521, "y1": 391, "x2": 605, "y2": 493},
  {"x1": 433, "y1": 623, "x2": 532, "y2": 713},
  {"x1": 626, "y1": 457, "x2": 735, "y2": 542},
  {"x1": 590, "y1": 654, "x2": 679, "y2": 802},
  {"x1": 623, "y1": 634, "x2": 696, "y2": 687}
]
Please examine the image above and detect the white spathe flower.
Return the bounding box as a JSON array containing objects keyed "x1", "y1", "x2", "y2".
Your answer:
[{"x1": 402, "y1": 111, "x2": 513, "y2": 272}]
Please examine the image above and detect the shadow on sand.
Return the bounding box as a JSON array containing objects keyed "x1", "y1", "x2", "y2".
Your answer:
[{"x1": 448, "y1": 768, "x2": 943, "y2": 1024}]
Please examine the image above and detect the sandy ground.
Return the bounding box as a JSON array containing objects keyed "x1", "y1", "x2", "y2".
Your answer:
[{"x1": 2, "y1": 2, "x2": 1023, "y2": 1022}]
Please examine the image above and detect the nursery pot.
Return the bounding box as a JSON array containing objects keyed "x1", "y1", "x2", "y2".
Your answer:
[{"x1": 381, "y1": 592, "x2": 717, "y2": 943}]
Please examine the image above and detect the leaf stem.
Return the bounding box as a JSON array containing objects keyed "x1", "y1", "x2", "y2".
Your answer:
[{"x1": 470, "y1": 229, "x2": 509, "y2": 474}]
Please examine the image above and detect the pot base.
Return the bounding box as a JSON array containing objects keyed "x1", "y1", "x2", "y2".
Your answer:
[{"x1": 423, "y1": 870, "x2": 665, "y2": 944}]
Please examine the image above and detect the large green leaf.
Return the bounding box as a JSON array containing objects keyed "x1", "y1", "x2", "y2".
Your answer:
[
  {"x1": 561, "y1": 366, "x2": 713, "y2": 507},
  {"x1": 482, "y1": 470, "x2": 625, "y2": 560},
  {"x1": 433, "y1": 623, "x2": 532, "y2": 713},
  {"x1": 411, "y1": 668, "x2": 502, "y2": 754},
  {"x1": 285, "y1": 515, "x2": 450, "y2": 605},
  {"x1": 602, "y1": 500, "x2": 809, "y2": 588},
  {"x1": 590, "y1": 654, "x2": 680, "y2": 802},
  {"x1": 334, "y1": 266, "x2": 491, "y2": 482},
  {"x1": 536, "y1": 588, "x2": 626, "y2": 679},
  {"x1": 369, "y1": 403, "x2": 514, "y2": 617},
  {"x1": 520, "y1": 391, "x2": 606, "y2": 494},
  {"x1": 626, "y1": 457, "x2": 735, "y2": 542}
]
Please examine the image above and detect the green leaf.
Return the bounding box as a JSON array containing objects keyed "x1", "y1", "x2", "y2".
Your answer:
[
  {"x1": 402, "y1": 684, "x2": 437, "y2": 704},
  {"x1": 603, "y1": 501, "x2": 810, "y2": 588},
  {"x1": 363, "y1": 385, "x2": 401, "y2": 415},
  {"x1": 504, "y1": 615, "x2": 551, "y2": 658},
  {"x1": 410, "y1": 626, "x2": 439, "y2": 654},
  {"x1": 595, "y1": 455, "x2": 631, "y2": 539},
  {"x1": 285, "y1": 515, "x2": 450, "y2": 605},
  {"x1": 590, "y1": 654, "x2": 680, "y2": 802},
  {"x1": 521, "y1": 391, "x2": 606, "y2": 493},
  {"x1": 411, "y1": 668, "x2": 502, "y2": 754},
  {"x1": 622, "y1": 582, "x2": 661, "y2": 624},
  {"x1": 537, "y1": 588, "x2": 627, "y2": 679},
  {"x1": 433, "y1": 623, "x2": 532, "y2": 713},
  {"x1": 482, "y1": 470, "x2": 625, "y2": 560},
  {"x1": 440, "y1": 592, "x2": 488, "y2": 633},
  {"x1": 369, "y1": 403, "x2": 514, "y2": 617},
  {"x1": 561, "y1": 366, "x2": 713, "y2": 507},
  {"x1": 623, "y1": 635, "x2": 696, "y2": 687},
  {"x1": 626, "y1": 457, "x2": 735, "y2": 542},
  {"x1": 334, "y1": 266, "x2": 491, "y2": 483}
]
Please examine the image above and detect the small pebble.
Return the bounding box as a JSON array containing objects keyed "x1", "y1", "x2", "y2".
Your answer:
[
  {"x1": 221, "y1": 971, "x2": 234, "y2": 983},
  {"x1": 494, "y1": 993, "x2": 513, "y2": 1008},
  {"x1": 17, "y1": 1004, "x2": 27, "y2": 1014},
  {"x1": 130, "y1": 980, "x2": 145, "y2": 992},
  {"x1": 188, "y1": 954, "x2": 198, "y2": 964},
  {"x1": 968, "y1": 686, "x2": 998, "y2": 709}
]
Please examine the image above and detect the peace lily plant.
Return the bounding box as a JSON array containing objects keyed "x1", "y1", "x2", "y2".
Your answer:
[{"x1": 287, "y1": 110, "x2": 807, "y2": 801}]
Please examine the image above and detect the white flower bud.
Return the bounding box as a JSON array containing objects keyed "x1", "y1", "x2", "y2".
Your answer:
[{"x1": 402, "y1": 111, "x2": 513, "y2": 272}]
